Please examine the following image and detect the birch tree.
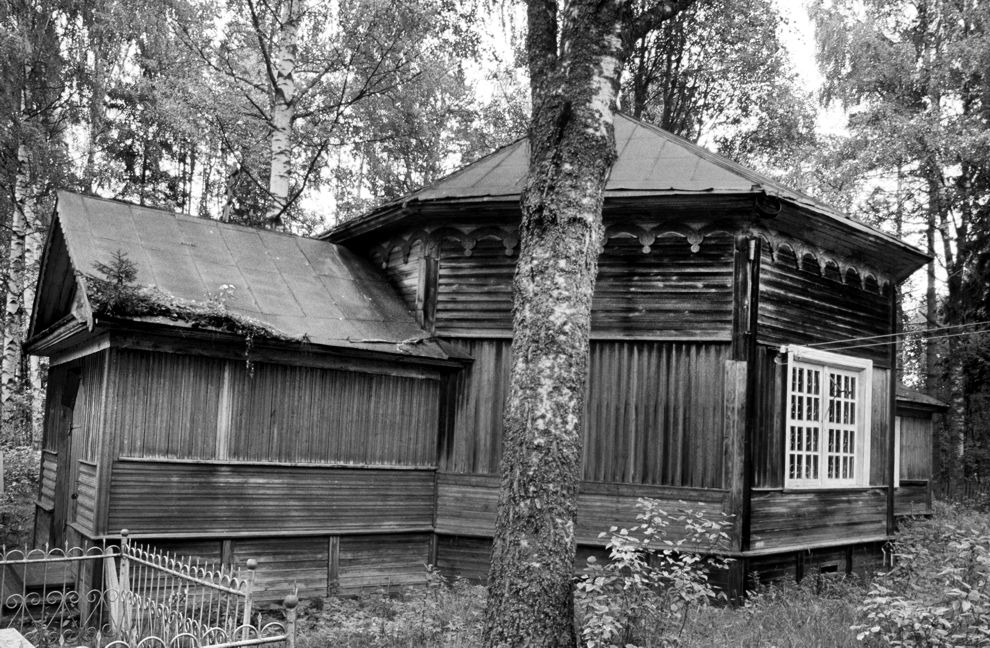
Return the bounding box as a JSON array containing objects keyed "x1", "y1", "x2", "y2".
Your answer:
[{"x1": 483, "y1": 2, "x2": 693, "y2": 646}]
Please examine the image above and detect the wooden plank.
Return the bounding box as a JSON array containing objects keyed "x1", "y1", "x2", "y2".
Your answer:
[
  {"x1": 749, "y1": 489, "x2": 887, "y2": 550},
  {"x1": 111, "y1": 349, "x2": 440, "y2": 467},
  {"x1": 233, "y1": 537, "x2": 328, "y2": 601},
  {"x1": 434, "y1": 473, "x2": 728, "y2": 547},
  {"x1": 108, "y1": 462, "x2": 435, "y2": 536},
  {"x1": 337, "y1": 534, "x2": 431, "y2": 592}
]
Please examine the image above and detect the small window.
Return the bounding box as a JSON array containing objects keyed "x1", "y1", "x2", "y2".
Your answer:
[{"x1": 784, "y1": 346, "x2": 872, "y2": 488}]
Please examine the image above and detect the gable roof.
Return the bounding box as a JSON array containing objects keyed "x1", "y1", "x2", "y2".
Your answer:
[
  {"x1": 328, "y1": 114, "x2": 928, "y2": 281},
  {"x1": 31, "y1": 191, "x2": 447, "y2": 360}
]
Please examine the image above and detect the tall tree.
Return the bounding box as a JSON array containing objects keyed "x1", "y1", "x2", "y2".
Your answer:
[
  {"x1": 623, "y1": 0, "x2": 815, "y2": 163},
  {"x1": 812, "y1": 0, "x2": 990, "y2": 476},
  {"x1": 482, "y1": 2, "x2": 692, "y2": 646}
]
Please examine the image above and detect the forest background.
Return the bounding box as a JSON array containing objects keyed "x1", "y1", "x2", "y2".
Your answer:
[{"x1": 2, "y1": 0, "x2": 989, "y2": 488}]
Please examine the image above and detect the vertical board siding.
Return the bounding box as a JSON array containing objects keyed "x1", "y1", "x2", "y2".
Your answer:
[
  {"x1": 899, "y1": 416, "x2": 932, "y2": 480},
  {"x1": 749, "y1": 489, "x2": 887, "y2": 550},
  {"x1": 758, "y1": 243, "x2": 892, "y2": 367},
  {"x1": 108, "y1": 461, "x2": 435, "y2": 535},
  {"x1": 444, "y1": 339, "x2": 728, "y2": 488},
  {"x1": 752, "y1": 352, "x2": 891, "y2": 489},
  {"x1": 113, "y1": 349, "x2": 439, "y2": 467},
  {"x1": 870, "y1": 368, "x2": 891, "y2": 487},
  {"x1": 76, "y1": 353, "x2": 107, "y2": 463},
  {"x1": 445, "y1": 339, "x2": 512, "y2": 474},
  {"x1": 115, "y1": 351, "x2": 223, "y2": 460},
  {"x1": 227, "y1": 363, "x2": 439, "y2": 466},
  {"x1": 584, "y1": 342, "x2": 727, "y2": 487},
  {"x1": 74, "y1": 462, "x2": 98, "y2": 533},
  {"x1": 752, "y1": 347, "x2": 784, "y2": 488},
  {"x1": 435, "y1": 235, "x2": 735, "y2": 339},
  {"x1": 337, "y1": 534, "x2": 432, "y2": 591},
  {"x1": 233, "y1": 538, "x2": 329, "y2": 600}
]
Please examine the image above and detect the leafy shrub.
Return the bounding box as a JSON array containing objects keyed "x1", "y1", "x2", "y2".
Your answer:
[
  {"x1": 296, "y1": 567, "x2": 485, "y2": 648},
  {"x1": 855, "y1": 503, "x2": 990, "y2": 647},
  {"x1": 574, "y1": 498, "x2": 732, "y2": 648},
  {"x1": 1, "y1": 445, "x2": 40, "y2": 546}
]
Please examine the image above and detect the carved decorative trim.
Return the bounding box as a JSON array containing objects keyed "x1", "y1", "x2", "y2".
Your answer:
[
  {"x1": 369, "y1": 221, "x2": 735, "y2": 266},
  {"x1": 752, "y1": 225, "x2": 892, "y2": 294},
  {"x1": 370, "y1": 222, "x2": 892, "y2": 294}
]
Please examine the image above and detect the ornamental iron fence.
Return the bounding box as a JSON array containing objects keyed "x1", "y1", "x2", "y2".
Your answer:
[{"x1": 0, "y1": 531, "x2": 296, "y2": 648}]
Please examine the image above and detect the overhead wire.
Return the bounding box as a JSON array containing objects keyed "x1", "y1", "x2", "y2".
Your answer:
[{"x1": 806, "y1": 325, "x2": 990, "y2": 354}]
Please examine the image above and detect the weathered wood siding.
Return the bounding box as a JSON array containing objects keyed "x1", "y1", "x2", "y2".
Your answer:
[
  {"x1": 443, "y1": 339, "x2": 729, "y2": 487},
  {"x1": 112, "y1": 349, "x2": 439, "y2": 467},
  {"x1": 381, "y1": 239, "x2": 422, "y2": 313},
  {"x1": 749, "y1": 489, "x2": 887, "y2": 551},
  {"x1": 434, "y1": 234, "x2": 735, "y2": 339},
  {"x1": 435, "y1": 473, "x2": 728, "y2": 546},
  {"x1": 38, "y1": 451, "x2": 57, "y2": 510},
  {"x1": 899, "y1": 416, "x2": 931, "y2": 481},
  {"x1": 752, "y1": 347, "x2": 891, "y2": 489},
  {"x1": 233, "y1": 538, "x2": 329, "y2": 599},
  {"x1": 338, "y1": 534, "x2": 432, "y2": 591},
  {"x1": 108, "y1": 461, "x2": 435, "y2": 535},
  {"x1": 758, "y1": 242, "x2": 892, "y2": 367},
  {"x1": 74, "y1": 461, "x2": 98, "y2": 533},
  {"x1": 895, "y1": 483, "x2": 930, "y2": 517}
]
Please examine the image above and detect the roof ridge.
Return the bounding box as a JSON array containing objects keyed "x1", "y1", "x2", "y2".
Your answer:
[{"x1": 55, "y1": 189, "x2": 323, "y2": 242}]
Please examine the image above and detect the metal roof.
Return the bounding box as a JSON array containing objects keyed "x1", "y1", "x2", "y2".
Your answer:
[
  {"x1": 896, "y1": 384, "x2": 949, "y2": 410},
  {"x1": 330, "y1": 115, "x2": 927, "y2": 278},
  {"x1": 53, "y1": 191, "x2": 447, "y2": 359},
  {"x1": 354, "y1": 113, "x2": 841, "y2": 215}
]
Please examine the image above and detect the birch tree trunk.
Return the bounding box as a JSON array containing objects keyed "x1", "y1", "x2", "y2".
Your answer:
[
  {"x1": 483, "y1": 2, "x2": 627, "y2": 645},
  {"x1": 265, "y1": 0, "x2": 299, "y2": 226},
  {"x1": 2, "y1": 143, "x2": 30, "y2": 437}
]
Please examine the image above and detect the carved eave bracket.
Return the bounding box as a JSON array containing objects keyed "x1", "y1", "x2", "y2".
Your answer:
[
  {"x1": 369, "y1": 220, "x2": 738, "y2": 267},
  {"x1": 752, "y1": 225, "x2": 893, "y2": 295}
]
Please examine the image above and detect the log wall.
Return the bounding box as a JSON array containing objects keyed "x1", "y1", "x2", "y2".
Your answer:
[
  {"x1": 107, "y1": 461, "x2": 435, "y2": 536},
  {"x1": 432, "y1": 234, "x2": 735, "y2": 339},
  {"x1": 434, "y1": 473, "x2": 728, "y2": 546},
  {"x1": 749, "y1": 488, "x2": 888, "y2": 551},
  {"x1": 442, "y1": 339, "x2": 729, "y2": 488},
  {"x1": 758, "y1": 241, "x2": 892, "y2": 367}
]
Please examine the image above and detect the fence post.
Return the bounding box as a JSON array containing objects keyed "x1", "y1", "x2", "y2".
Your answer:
[
  {"x1": 241, "y1": 558, "x2": 257, "y2": 641},
  {"x1": 283, "y1": 591, "x2": 298, "y2": 648},
  {"x1": 119, "y1": 529, "x2": 132, "y2": 640}
]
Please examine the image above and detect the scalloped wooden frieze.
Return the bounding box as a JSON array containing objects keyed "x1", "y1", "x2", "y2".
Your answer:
[{"x1": 753, "y1": 226, "x2": 892, "y2": 294}]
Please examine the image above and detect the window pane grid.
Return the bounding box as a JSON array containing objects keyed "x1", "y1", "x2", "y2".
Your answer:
[{"x1": 786, "y1": 359, "x2": 864, "y2": 487}]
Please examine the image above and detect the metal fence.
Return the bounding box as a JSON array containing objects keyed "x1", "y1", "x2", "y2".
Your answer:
[{"x1": 0, "y1": 531, "x2": 296, "y2": 648}]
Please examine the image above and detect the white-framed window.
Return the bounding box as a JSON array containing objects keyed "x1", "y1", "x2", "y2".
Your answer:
[{"x1": 783, "y1": 345, "x2": 873, "y2": 488}]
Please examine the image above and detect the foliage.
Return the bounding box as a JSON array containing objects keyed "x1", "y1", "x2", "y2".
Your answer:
[
  {"x1": 621, "y1": 0, "x2": 816, "y2": 171},
  {"x1": 574, "y1": 499, "x2": 732, "y2": 648},
  {"x1": 86, "y1": 250, "x2": 292, "y2": 349},
  {"x1": 295, "y1": 568, "x2": 484, "y2": 648},
  {"x1": 855, "y1": 503, "x2": 990, "y2": 647},
  {"x1": 0, "y1": 445, "x2": 40, "y2": 547}
]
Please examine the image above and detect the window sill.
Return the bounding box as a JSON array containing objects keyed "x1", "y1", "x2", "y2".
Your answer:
[{"x1": 754, "y1": 485, "x2": 887, "y2": 494}]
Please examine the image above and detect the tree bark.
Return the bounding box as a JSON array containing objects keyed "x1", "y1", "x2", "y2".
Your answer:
[
  {"x1": 265, "y1": 0, "x2": 299, "y2": 226},
  {"x1": 482, "y1": 1, "x2": 627, "y2": 646},
  {"x1": 2, "y1": 143, "x2": 30, "y2": 436}
]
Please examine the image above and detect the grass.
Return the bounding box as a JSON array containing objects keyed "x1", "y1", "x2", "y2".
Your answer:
[{"x1": 294, "y1": 501, "x2": 990, "y2": 648}]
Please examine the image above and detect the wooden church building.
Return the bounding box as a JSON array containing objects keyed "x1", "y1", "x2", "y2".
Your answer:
[{"x1": 28, "y1": 115, "x2": 930, "y2": 597}]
